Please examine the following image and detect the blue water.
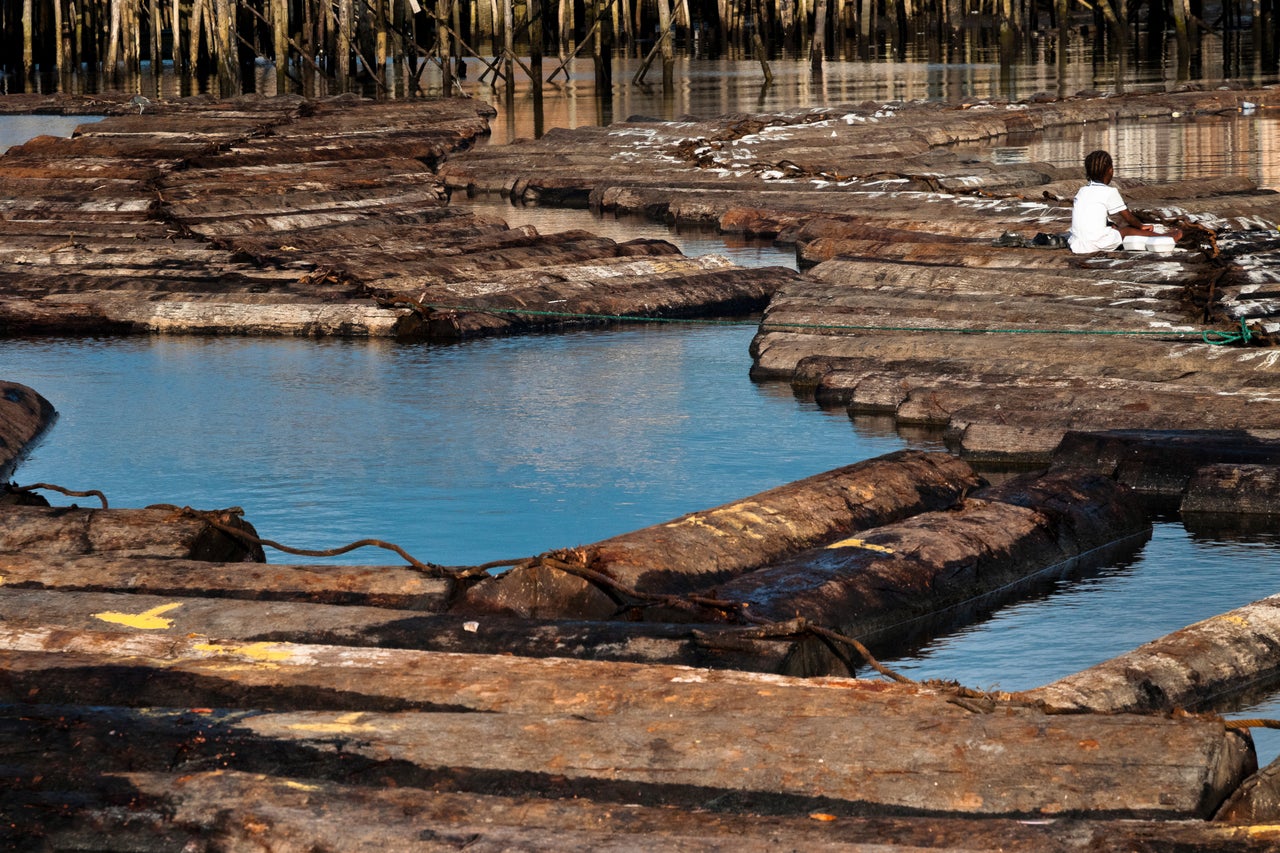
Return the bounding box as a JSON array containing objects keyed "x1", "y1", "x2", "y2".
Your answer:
[{"x1": 1, "y1": 328, "x2": 908, "y2": 567}]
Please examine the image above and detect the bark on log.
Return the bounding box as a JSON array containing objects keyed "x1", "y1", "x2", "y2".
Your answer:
[
  {"x1": 1218, "y1": 756, "x2": 1280, "y2": 825},
  {"x1": 712, "y1": 469, "x2": 1149, "y2": 646},
  {"x1": 0, "y1": 554, "x2": 452, "y2": 609},
  {"x1": 9, "y1": 768, "x2": 1280, "y2": 851},
  {"x1": 0, "y1": 381, "x2": 56, "y2": 482},
  {"x1": 0, "y1": 592, "x2": 803, "y2": 673},
  {"x1": 1051, "y1": 430, "x2": 1280, "y2": 498},
  {"x1": 1182, "y1": 464, "x2": 1280, "y2": 515},
  {"x1": 459, "y1": 450, "x2": 983, "y2": 617},
  {"x1": 0, "y1": 697, "x2": 1251, "y2": 819},
  {"x1": 1022, "y1": 592, "x2": 1280, "y2": 715},
  {"x1": 0, "y1": 506, "x2": 265, "y2": 561}
]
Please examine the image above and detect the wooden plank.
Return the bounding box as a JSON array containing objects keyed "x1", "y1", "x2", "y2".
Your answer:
[
  {"x1": 0, "y1": 697, "x2": 1251, "y2": 819},
  {"x1": 460, "y1": 450, "x2": 982, "y2": 615}
]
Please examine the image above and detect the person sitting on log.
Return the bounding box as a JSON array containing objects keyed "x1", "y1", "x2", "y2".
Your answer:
[{"x1": 1068, "y1": 149, "x2": 1181, "y2": 254}]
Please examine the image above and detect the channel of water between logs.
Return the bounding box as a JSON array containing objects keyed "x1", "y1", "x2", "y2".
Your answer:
[{"x1": 3, "y1": 111, "x2": 1280, "y2": 762}]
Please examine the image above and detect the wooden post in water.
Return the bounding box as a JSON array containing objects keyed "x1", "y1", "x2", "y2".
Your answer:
[
  {"x1": 656, "y1": 0, "x2": 674, "y2": 90},
  {"x1": 273, "y1": 0, "x2": 289, "y2": 92},
  {"x1": 810, "y1": 0, "x2": 826, "y2": 74},
  {"x1": 438, "y1": 0, "x2": 454, "y2": 92},
  {"x1": 503, "y1": 0, "x2": 515, "y2": 86}
]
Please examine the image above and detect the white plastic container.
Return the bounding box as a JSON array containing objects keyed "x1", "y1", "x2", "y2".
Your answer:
[
  {"x1": 1122, "y1": 235, "x2": 1149, "y2": 251},
  {"x1": 1147, "y1": 236, "x2": 1176, "y2": 253}
]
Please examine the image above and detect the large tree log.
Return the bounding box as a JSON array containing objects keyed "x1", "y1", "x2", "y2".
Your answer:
[
  {"x1": 0, "y1": 506, "x2": 265, "y2": 561},
  {"x1": 459, "y1": 450, "x2": 982, "y2": 617},
  {"x1": 712, "y1": 469, "x2": 1149, "y2": 646},
  {"x1": 1022, "y1": 592, "x2": 1280, "y2": 715},
  {"x1": 0, "y1": 592, "x2": 803, "y2": 672},
  {"x1": 1182, "y1": 464, "x2": 1280, "y2": 515},
  {"x1": 9, "y1": 769, "x2": 1280, "y2": 852},
  {"x1": 0, "y1": 697, "x2": 1251, "y2": 819},
  {"x1": 0, "y1": 554, "x2": 452, "y2": 609},
  {"x1": 0, "y1": 381, "x2": 56, "y2": 482}
]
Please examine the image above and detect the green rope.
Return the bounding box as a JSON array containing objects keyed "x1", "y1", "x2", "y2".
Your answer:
[
  {"x1": 1203, "y1": 317, "x2": 1254, "y2": 346},
  {"x1": 412, "y1": 302, "x2": 1246, "y2": 342}
]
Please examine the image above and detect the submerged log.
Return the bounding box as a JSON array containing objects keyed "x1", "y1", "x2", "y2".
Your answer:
[
  {"x1": 0, "y1": 381, "x2": 56, "y2": 482},
  {"x1": 459, "y1": 450, "x2": 983, "y2": 617},
  {"x1": 1023, "y1": 592, "x2": 1280, "y2": 715},
  {"x1": 0, "y1": 506, "x2": 265, "y2": 561},
  {"x1": 711, "y1": 468, "x2": 1149, "y2": 645},
  {"x1": 0, "y1": 695, "x2": 1251, "y2": 819},
  {"x1": 10, "y1": 770, "x2": 1280, "y2": 853}
]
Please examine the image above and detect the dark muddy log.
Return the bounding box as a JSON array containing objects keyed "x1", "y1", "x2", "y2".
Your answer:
[
  {"x1": 0, "y1": 591, "x2": 804, "y2": 673},
  {"x1": 1218, "y1": 757, "x2": 1280, "y2": 825},
  {"x1": 460, "y1": 450, "x2": 982, "y2": 616},
  {"x1": 1023, "y1": 592, "x2": 1280, "y2": 715},
  {"x1": 1182, "y1": 464, "x2": 1280, "y2": 515},
  {"x1": 0, "y1": 381, "x2": 55, "y2": 482},
  {"x1": 0, "y1": 697, "x2": 1251, "y2": 819},
  {"x1": 712, "y1": 469, "x2": 1148, "y2": 645},
  {"x1": 0, "y1": 554, "x2": 452, "y2": 610},
  {"x1": 10, "y1": 770, "x2": 1280, "y2": 852},
  {"x1": 1051, "y1": 430, "x2": 1280, "y2": 499},
  {"x1": 0, "y1": 506, "x2": 265, "y2": 561}
]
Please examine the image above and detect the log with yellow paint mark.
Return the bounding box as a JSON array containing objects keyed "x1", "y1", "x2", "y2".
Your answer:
[{"x1": 92, "y1": 602, "x2": 183, "y2": 630}]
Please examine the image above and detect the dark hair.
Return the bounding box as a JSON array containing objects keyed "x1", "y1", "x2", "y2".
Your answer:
[{"x1": 1085, "y1": 150, "x2": 1113, "y2": 182}]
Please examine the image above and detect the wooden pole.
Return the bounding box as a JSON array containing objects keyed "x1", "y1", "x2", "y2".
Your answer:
[
  {"x1": 438, "y1": 0, "x2": 453, "y2": 91},
  {"x1": 810, "y1": 0, "x2": 827, "y2": 73},
  {"x1": 273, "y1": 0, "x2": 289, "y2": 91},
  {"x1": 656, "y1": 0, "x2": 673, "y2": 90}
]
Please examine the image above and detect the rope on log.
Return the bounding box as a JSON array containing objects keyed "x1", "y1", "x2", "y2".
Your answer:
[{"x1": 9, "y1": 482, "x2": 109, "y2": 508}]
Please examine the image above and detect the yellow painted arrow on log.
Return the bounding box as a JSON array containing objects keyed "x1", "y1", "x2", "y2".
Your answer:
[{"x1": 92, "y1": 602, "x2": 183, "y2": 630}]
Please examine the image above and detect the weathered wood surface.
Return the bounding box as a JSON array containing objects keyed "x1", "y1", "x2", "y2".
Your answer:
[
  {"x1": 0, "y1": 381, "x2": 55, "y2": 482},
  {"x1": 0, "y1": 553, "x2": 452, "y2": 609},
  {"x1": 0, "y1": 95, "x2": 794, "y2": 339},
  {"x1": 0, "y1": 694, "x2": 1252, "y2": 819},
  {"x1": 1219, "y1": 758, "x2": 1280, "y2": 825},
  {"x1": 1182, "y1": 464, "x2": 1280, "y2": 515},
  {"x1": 461, "y1": 450, "x2": 982, "y2": 615},
  {"x1": 0, "y1": 590, "x2": 806, "y2": 672},
  {"x1": 0, "y1": 505, "x2": 265, "y2": 561},
  {"x1": 13, "y1": 770, "x2": 1280, "y2": 852},
  {"x1": 1023, "y1": 592, "x2": 1280, "y2": 715},
  {"x1": 712, "y1": 468, "x2": 1148, "y2": 643},
  {"x1": 1050, "y1": 430, "x2": 1280, "y2": 498}
]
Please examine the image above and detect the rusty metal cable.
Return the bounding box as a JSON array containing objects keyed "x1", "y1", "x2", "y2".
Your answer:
[
  {"x1": 1224, "y1": 718, "x2": 1280, "y2": 731},
  {"x1": 10, "y1": 482, "x2": 109, "y2": 508}
]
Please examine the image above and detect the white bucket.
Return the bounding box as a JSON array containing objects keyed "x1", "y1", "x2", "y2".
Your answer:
[
  {"x1": 1122, "y1": 235, "x2": 1149, "y2": 251},
  {"x1": 1147, "y1": 236, "x2": 1176, "y2": 253}
]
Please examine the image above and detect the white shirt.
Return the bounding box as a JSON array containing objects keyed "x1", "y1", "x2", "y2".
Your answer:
[{"x1": 1069, "y1": 181, "x2": 1127, "y2": 254}]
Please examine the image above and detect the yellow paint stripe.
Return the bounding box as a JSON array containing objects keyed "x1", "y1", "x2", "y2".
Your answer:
[
  {"x1": 193, "y1": 641, "x2": 292, "y2": 662},
  {"x1": 288, "y1": 711, "x2": 376, "y2": 735},
  {"x1": 826, "y1": 537, "x2": 894, "y2": 554},
  {"x1": 92, "y1": 602, "x2": 183, "y2": 630}
]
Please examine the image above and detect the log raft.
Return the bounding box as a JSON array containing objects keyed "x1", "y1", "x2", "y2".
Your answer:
[{"x1": 0, "y1": 95, "x2": 795, "y2": 340}]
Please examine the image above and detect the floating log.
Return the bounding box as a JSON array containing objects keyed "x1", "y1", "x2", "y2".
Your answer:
[
  {"x1": 1219, "y1": 758, "x2": 1280, "y2": 825},
  {"x1": 0, "y1": 381, "x2": 55, "y2": 482},
  {"x1": 1051, "y1": 430, "x2": 1280, "y2": 499},
  {"x1": 10, "y1": 769, "x2": 1280, "y2": 852},
  {"x1": 0, "y1": 506, "x2": 265, "y2": 561},
  {"x1": 711, "y1": 468, "x2": 1148, "y2": 645},
  {"x1": 459, "y1": 450, "x2": 983, "y2": 616},
  {"x1": 0, "y1": 693, "x2": 1251, "y2": 819},
  {"x1": 1182, "y1": 464, "x2": 1280, "y2": 515},
  {"x1": 0, "y1": 554, "x2": 452, "y2": 610},
  {"x1": 1023, "y1": 592, "x2": 1280, "y2": 715},
  {"x1": 0, "y1": 591, "x2": 804, "y2": 673}
]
